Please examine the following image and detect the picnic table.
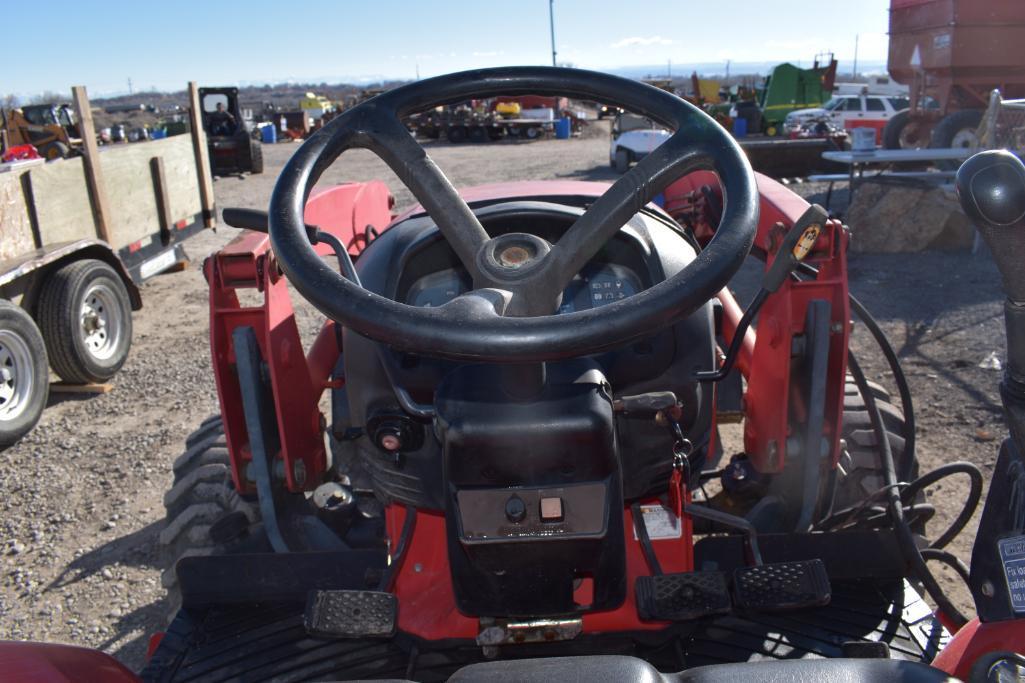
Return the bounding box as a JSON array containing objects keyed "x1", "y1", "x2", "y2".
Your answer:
[{"x1": 811, "y1": 147, "x2": 971, "y2": 209}]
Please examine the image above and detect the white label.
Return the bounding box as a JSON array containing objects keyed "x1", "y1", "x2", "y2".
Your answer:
[
  {"x1": 633, "y1": 503, "x2": 682, "y2": 540},
  {"x1": 139, "y1": 249, "x2": 177, "y2": 279},
  {"x1": 999, "y1": 534, "x2": 1025, "y2": 614}
]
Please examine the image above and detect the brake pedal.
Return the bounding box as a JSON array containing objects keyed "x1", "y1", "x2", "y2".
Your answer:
[
  {"x1": 304, "y1": 590, "x2": 397, "y2": 638},
  {"x1": 635, "y1": 571, "x2": 731, "y2": 621},
  {"x1": 732, "y1": 559, "x2": 831, "y2": 611}
]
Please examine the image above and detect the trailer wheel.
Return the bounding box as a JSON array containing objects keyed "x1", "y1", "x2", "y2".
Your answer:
[
  {"x1": 37, "y1": 259, "x2": 133, "y2": 384},
  {"x1": 882, "y1": 109, "x2": 928, "y2": 150},
  {"x1": 507, "y1": 125, "x2": 521, "y2": 138},
  {"x1": 0, "y1": 301, "x2": 49, "y2": 447},
  {"x1": 249, "y1": 141, "x2": 264, "y2": 174},
  {"x1": 468, "y1": 126, "x2": 488, "y2": 143},
  {"x1": 159, "y1": 416, "x2": 263, "y2": 616},
  {"x1": 446, "y1": 126, "x2": 468, "y2": 143},
  {"x1": 523, "y1": 125, "x2": 541, "y2": 140},
  {"x1": 39, "y1": 141, "x2": 70, "y2": 161},
  {"x1": 614, "y1": 148, "x2": 630, "y2": 173},
  {"x1": 930, "y1": 109, "x2": 983, "y2": 149}
]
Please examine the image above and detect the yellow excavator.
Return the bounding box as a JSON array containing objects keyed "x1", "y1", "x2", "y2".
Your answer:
[{"x1": 1, "y1": 103, "x2": 81, "y2": 160}]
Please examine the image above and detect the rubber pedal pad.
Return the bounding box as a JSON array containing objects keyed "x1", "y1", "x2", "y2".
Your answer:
[
  {"x1": 732, "y1": 559, "x2": 831, "y2": 611},
  {"x1": 304, "y1": 590, "x2": 397, "y2": 638},
  {"x1": 635, "y1": 571, "x2": 732, "y2": 621}
]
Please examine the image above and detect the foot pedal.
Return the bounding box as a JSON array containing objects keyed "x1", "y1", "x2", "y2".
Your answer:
[
  {"x1": 635, "y1": 571, "x2": 731, "y2": 621},
  {"x1": 304, "y1": 590, "x2": 397, "y2": 638},
  {"x1": 733, "y1": 559, "x2": 831, "y2": 611}
]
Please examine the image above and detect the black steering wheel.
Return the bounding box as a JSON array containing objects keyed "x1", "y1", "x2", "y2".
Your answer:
[{"x1": 268, "y1": 66, "x2": 758, "y2": 363}]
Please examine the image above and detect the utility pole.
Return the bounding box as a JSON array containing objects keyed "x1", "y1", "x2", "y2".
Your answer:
[
  {"x1": 127, "y1": 77, "x2": 133, "y2": 95},
  {"x1": 668, "y1": 59, "x2": 672, "y2": 79},
  {"x1": 852, "y1": 34, "x2": 860, "y2": 78},
  {"x1": 725, "y1": 60, "x2": 730, "y2": 81},
  {"x1": 549, "y1": 0, "x2": 557, "y2": 66}
]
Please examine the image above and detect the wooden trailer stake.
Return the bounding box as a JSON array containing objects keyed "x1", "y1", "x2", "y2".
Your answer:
[{"x1": 71, "y1": 85, "x2": 112, "y2": 244}]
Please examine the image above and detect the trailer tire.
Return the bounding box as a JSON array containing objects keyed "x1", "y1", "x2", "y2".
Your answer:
[
  {"x1": 930, "y1": 109, "x2": 983, "y2": 150},
  {"x1": 37, "y1": 259, "x2": 133, "y2": 384},
  {"x1": 249, "y1": 141, "x2": 264, "y2": 174},
  {"x1": 446, "y1": 126, "x2": 468, "y2": 143},
  {"x1": 39, "y1": 141, "x2": 70, "y2": 161},
  {"x1": 468, "y1": 126, "x2": 488, "y2": 143},
  {"x1": 523, "y1": 125, "x2": 541, "y2": 140},
  {"x1": 0, "y1": 301, "x2": 49, "y2": 447},
  {"x1": 832, "y1": 377, "x2": 917, "y2": 513},
  {"x1": 614, "y1": 148, "x2": 630, "y2": 173},
  {"x1": 159, "y1": 417, "x2": 263, "y2": 617}
]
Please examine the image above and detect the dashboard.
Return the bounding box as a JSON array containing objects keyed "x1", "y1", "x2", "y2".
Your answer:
[{"x1": 404, "y1": 263, "x2": 644, "y2": 313}]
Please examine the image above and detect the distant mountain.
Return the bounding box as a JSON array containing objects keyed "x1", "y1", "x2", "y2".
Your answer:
[{"x1": 603, "y1": 59, "x2": 889, "y2": 80}]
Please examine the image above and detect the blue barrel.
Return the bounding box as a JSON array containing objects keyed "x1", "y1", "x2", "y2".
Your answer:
[
  {"x1": 554, "y1": 116, "x2": 572, "y2": 139},
  {"x1": 732, "y1": 117, "x2": 747, "y2": 138},
  {"x1": 261, "y1": 124, "x2": 277, "y2": 144}
]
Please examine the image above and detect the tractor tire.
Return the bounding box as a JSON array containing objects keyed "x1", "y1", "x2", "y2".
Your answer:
[
  {"x1": 930, "y1": 109, "x2": 983, "y2": 150},
  {"x1": 614, "y1": 148, "x2": 630, "y2": 174},
  {"x1": 833, "y1": 377, "x2": 916, "y2": 513},
  {"x1": 36, "y1": 259, "x2": 133, "y2": 384},
  {"x1": 39, "y1": 141, "x2": 70, "y2": 160},
  {"x1": 158, "y1": 416, "x2": 263, "y2": 615},
  {"x1": 446, "y1": 126, "x2": 468, "y2": 143},
  {"x1": 0, "y1": 301, "x2": 49, "y2": 447},
  {"x1": 249, "y1": 141, "x2": 264, "y2": 174}
]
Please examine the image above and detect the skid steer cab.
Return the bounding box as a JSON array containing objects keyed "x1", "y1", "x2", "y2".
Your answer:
[
  {"x1": 2, "y1": 68, "x2": 1025, "y2": 682},
  {"x1": 198, "y1": 86, "x2": 263, "y2": 176}
]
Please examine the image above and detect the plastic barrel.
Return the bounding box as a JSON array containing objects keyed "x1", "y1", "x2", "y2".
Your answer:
[
  {"x1": 554, "y1": 117, "x2": 572, "y2": 139},
  {"x1": 732, "y1": 117, "x2": 748, "y2": 138},
  {"x1": 262, "y1": 124, "x2": 277, "y2": 144}
]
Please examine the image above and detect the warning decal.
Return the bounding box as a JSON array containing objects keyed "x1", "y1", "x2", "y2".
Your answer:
[{"x1": 999, "y1": 534, "x2": 1025, "y2": 614}]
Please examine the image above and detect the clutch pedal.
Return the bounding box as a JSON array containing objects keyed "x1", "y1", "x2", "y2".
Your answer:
[
  {"x1": 732, "y1": 559, "x2": 831, "y2": 611},
  {"x1": 635, "y1": 571, "x2": 732, "y2": 621},
  {"x1": 304, "y1": 589, "x2": 397, "y2": 638}
]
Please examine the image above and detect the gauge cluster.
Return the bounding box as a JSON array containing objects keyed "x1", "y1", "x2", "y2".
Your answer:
[{"x1": 403, "y1": 263, "x2": 643, "y2": 313}]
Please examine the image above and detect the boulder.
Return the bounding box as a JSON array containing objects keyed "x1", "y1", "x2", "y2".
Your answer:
[{"x1": 845, "y1": 179, "x2": 975, "y2": 252}]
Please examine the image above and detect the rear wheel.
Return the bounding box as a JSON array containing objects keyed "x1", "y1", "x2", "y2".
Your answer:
[
  {"x1": 446, "y1": 126, "x2": 468, "y2": 143},
  {"x1": 39, "y1": 141, "x2": 70, "y2": 160},
  {"x1": 36, "y1": 259, "x2": 133, "y2": 384},
  {"x1": 159, "y1": 416, "x2": 262, "y2": 615},
  {"x1": 614, "y1": 147, "x2": 630, "y2": 173},
  {"x1": 0, "y1": 301, "x2": 49, "y2": 447},
  {"x1": 468, "y1": 126, "x2": 488, "y2": 143},
  {"x1": 249, "y1": 141, "x2": 264, "y2": 174},
  {"x1": 930, "y1": 109, "x2": 983, "y2": 149},
  {"x1": 523, "y1": 125, "x2": 541, "y2": 140}
]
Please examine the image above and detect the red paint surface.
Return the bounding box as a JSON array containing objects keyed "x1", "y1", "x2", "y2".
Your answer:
[
  {"x1": 933, "y1": 618, "x2": 1025, "y2": 679},
  {"x1": 0, "y1": 641, "x2": 139, "y2": 683}
]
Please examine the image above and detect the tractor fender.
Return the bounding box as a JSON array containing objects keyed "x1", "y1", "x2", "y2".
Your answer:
[
  {"x1": 0, "y1": 239, "x2": 143, "y2": 312},
  {"x1": 0, "y1": 641, "x2": 139, "y2": 683}
]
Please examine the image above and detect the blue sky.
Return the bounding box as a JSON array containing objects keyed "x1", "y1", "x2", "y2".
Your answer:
[{"x1": 5, "y1": 0, "x2": 892, "y2": 97}]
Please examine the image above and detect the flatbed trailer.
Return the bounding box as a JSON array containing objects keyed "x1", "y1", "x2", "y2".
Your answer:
[
  {"x1": 0, "y1": 82, "x2": 216, "y2": 446},
  {"x1": 411, "y1": 110, "x2": 553, "y2": 143}
]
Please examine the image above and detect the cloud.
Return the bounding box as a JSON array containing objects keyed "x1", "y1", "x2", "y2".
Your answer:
[{"x1": 611, "y1": 36, "x2": 673, "y2": 49}]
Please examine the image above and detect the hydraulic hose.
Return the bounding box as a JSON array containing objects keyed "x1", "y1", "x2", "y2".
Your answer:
[{"x1": 847, "y1": 352, "x2": 969, "y2": 627}]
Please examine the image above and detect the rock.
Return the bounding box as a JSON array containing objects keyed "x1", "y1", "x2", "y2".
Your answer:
[
  {"x1": 9, "y1": 541, "x2": 25, "y2": 555},
  {"x1": 845, "y1": 180, "x2": 975, "y2": 253},
  {"x1": 100, "y1": 568, "x2": 113, "y2": 580}
]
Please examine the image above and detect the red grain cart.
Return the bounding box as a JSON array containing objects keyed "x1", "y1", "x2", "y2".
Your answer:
[{"x1": 884, "y1": 0, "x2": 1025, "y2": 149}]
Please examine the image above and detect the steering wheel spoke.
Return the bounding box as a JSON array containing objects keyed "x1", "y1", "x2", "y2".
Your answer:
[
  {"x1": 544, "y1": 134, "x2": 715, "y2": 291},
  {"x1": 357, "y1": 112, "x2": 490, "y2": 281}
]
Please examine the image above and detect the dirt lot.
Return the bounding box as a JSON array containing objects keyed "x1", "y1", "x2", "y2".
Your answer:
[{"x1": 0, "y1": 130, "x2": 1007, "y2": 671}]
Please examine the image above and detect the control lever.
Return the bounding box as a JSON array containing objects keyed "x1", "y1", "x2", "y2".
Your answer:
[
  {"x1": 222, "y1": 207, "x2": 361, "y2": 287},
  {"x1": 695, "y1": 204, "x2": 829, "y2": 382},
  {"x1": 956, "y1": 150, "x2": 1025, "y2": 444}
]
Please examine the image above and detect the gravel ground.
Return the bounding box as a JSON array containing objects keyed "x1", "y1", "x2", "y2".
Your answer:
[{"x1": 0, "y1": 129, "x2": 1007, "y2": 671}]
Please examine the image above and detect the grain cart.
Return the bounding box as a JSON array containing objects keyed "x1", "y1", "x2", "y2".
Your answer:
[
  {"x1": 884, "y1": 0, "x2": 1025, "y2": 149},
  {"x1": 2, "y1": 67, "x2": 1025, "y2": 681},
  {"x1": 0, "y1": 83, "x2": 216, "y2": 445}
]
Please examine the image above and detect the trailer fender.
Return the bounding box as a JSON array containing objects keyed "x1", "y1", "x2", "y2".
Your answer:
[{"x1": 0, "y1": 240, "x2": 143, "y2": 312}]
